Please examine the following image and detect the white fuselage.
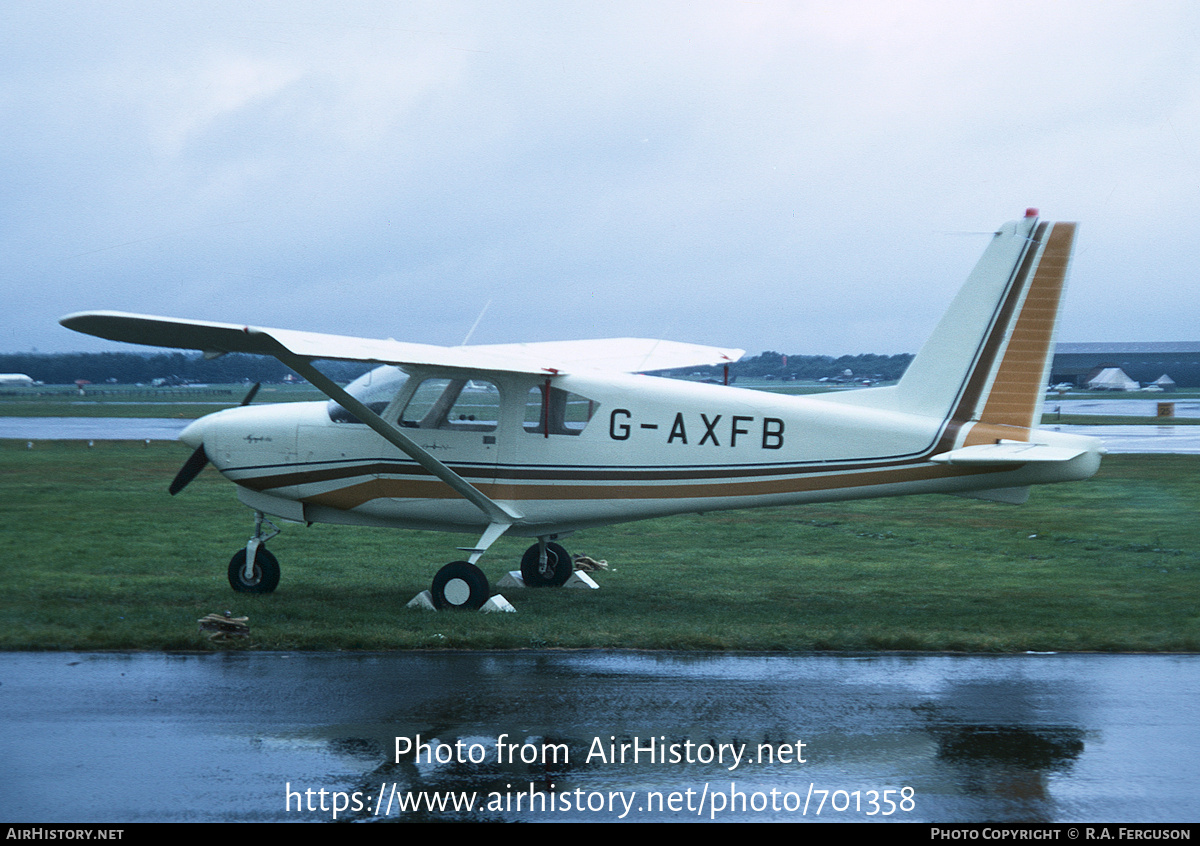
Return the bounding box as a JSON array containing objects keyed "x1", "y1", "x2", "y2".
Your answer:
[{"x1": 182, "y1": 369, "x2": 1103, "y2": 538}]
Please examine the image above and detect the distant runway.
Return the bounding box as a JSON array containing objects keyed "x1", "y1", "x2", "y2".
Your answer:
[
  {"x1": 0, "y1": 416, "x2": 189, "y2": 441},
  {"x1": 1046, "y1": 424, "x2": 1200, "y2": 454},
  {"x1": 1050, "y1": 398, "x2": 1200, "y2": 418}
]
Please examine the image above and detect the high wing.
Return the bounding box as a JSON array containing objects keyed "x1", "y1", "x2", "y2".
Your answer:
[
  {"x1": 57, "y1": 311, "x2": 743, "y2": 375},
  {"x1": 59, "y1": 309, "x2": 743, "y2": 536}
]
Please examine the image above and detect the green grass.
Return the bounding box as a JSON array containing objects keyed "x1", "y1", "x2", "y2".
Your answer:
[{"x1": 2, "y1": 440, "x2": 1197, "y2": 652}]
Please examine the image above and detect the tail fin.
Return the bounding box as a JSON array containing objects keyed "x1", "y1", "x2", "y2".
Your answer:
[
  {"x1": 954, "y1": 218, "x2": 1076, "y2": 443},
  {"x1": 833, "y1": 212, "x2": 1077, "y2": 445}
]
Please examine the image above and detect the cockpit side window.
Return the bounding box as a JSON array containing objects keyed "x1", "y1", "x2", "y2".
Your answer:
[
  {"x1": 327, "y1": 366, "x2": 409, "y2": 424},
  {"x1": 400, "y1": 378, "x2": 499, "y2": 432}
]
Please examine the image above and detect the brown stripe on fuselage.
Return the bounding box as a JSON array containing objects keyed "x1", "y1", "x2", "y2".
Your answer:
[
  {"x1": 231, "y1": 445, "x2": 968, "y2": 491},
  {"x1": 299, "y1": 461, "x2": 1005, "y2": 510}
]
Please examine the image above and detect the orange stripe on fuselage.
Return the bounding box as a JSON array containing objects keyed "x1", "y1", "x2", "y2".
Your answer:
[{"x1": 297, "y1": 462, "x2": 1004, "y2": 510}]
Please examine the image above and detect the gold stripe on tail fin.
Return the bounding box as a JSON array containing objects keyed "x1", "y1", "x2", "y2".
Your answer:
[{"x1": 962, "y1": 222, "x2": 1076, "y2": 445}]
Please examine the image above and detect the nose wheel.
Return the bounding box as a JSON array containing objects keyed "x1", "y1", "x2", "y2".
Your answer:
[
  {"x1": 228, "y1": 546, "x2": 280, "y2": 593},
  {"x1": 228, "y1": 511, "x2": 281, "y2": 594}
]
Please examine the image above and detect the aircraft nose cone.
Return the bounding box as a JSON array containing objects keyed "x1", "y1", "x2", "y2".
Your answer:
[{"x1": 179, "y1": 416, "x2": 210, "y2": 449}]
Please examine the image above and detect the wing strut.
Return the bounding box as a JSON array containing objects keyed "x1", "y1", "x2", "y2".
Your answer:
[{"x1": 276, "y1": 351, "x2": 522, "y2": 528}]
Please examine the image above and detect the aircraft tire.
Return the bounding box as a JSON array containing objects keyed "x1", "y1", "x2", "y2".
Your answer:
[
  {"x1": 520, "y1": 542, "x2": 573, "y2": 587},
  {"x1": 227, "y1": 547, "x2": 281, "y2": 594},
  {"x1": 431, "y1": 561, "x2": 489, "y2": 610}
]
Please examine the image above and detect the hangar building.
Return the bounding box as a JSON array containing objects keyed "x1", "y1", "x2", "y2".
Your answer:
[{"x1": 1050, "y1": 343, "x2": 1200, "y2": 389}]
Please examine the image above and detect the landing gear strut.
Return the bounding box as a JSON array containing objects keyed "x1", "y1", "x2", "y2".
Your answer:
[
  {"x1": 520, "y1": 539, "x2": 572, "y2": 587},
  {"x1": 228, "y1": 512, "x2": 281, "y2": 593}
]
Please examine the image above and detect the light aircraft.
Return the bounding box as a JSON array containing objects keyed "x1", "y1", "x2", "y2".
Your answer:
[{"x1": 60, "y1": 210, "x2": 1103, "y2": 610}]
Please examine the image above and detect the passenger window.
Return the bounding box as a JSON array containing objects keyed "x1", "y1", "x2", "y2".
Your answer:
[
  {"x1": 524, "y1": 385, "x2": 598, "y2": 436},
  {"x1": 400, "y1": 378, "x2": 499, "y2": 432}
]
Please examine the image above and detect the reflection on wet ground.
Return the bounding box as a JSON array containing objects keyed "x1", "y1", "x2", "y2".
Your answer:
[{"x1": 1, "y1": 652, "x2": 1196, "y2": 822}]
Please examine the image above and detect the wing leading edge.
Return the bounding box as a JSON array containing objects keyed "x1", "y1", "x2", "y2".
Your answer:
[{"x1": 58, "y1": 311, "x2": 743, "y2": 376}]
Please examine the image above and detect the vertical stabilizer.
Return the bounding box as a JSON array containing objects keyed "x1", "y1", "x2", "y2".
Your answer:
[{"x1": 886, "y1": 214, "x2": 1077, "y2": 444}]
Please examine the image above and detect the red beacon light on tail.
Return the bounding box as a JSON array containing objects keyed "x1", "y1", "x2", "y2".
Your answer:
[{"x1": 1025, "y1": 207, "x2": 1039, "y2": 218}]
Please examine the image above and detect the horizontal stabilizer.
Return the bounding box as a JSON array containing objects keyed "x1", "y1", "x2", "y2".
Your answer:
[
  {"x1": 59, "y1": 311, "x2": 743, "y2": 375},
  {"x1": 930, "y1": 440, "x2": 1088, "y2": 466}
]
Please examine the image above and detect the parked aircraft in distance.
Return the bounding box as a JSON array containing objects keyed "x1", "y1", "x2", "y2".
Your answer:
[{"x1": 61, "y1": 210, "x2": 1102, "y2": 609}]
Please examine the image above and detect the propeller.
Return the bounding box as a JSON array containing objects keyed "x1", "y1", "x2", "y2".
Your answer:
[
  {"x1": 169, "y1": 382, "x2": 260, "y2": 495},
  {"x1": 168, "y1": 442, "x2": 210, "y2": 495}
]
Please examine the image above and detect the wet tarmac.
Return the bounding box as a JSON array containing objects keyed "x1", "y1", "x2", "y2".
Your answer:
[{"x1": 1, "y1": 651, "x2": 1197, "y2": 823}]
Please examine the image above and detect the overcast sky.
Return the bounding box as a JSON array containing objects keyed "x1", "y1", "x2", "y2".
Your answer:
[{"x1": 4, "y1": 1, "x2": 1198, "y2": 358}]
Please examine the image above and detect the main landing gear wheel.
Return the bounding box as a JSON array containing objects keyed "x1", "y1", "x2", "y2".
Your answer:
[
  {"x1": 431, "y1": 561, "x2": 490, "y2": 610},
  {"x1": 520, "y1": 542, "x2": 572, "y2": 587},
  {"x1": 228, "y1": 547, "x2": 280, "y2": 594}
]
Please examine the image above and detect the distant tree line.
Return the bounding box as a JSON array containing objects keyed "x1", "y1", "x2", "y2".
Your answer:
[
  {"x1": 0, "y1": 352, "x2": 373, "y2": 386},
  {"x1": 0, "y1": 350, "x2": 914, "y2": 386},
  {"x1": 673, "y1": 351, "x2": 915, "y2": 382}
]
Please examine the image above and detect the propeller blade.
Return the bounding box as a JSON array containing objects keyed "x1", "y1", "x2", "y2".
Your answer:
[
  {"x1": 169, "y1": 443, "x2": 209, "y2": 495},
  {"x1": 169, "y1": 383, "x2": 257, "y2": 495}
]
